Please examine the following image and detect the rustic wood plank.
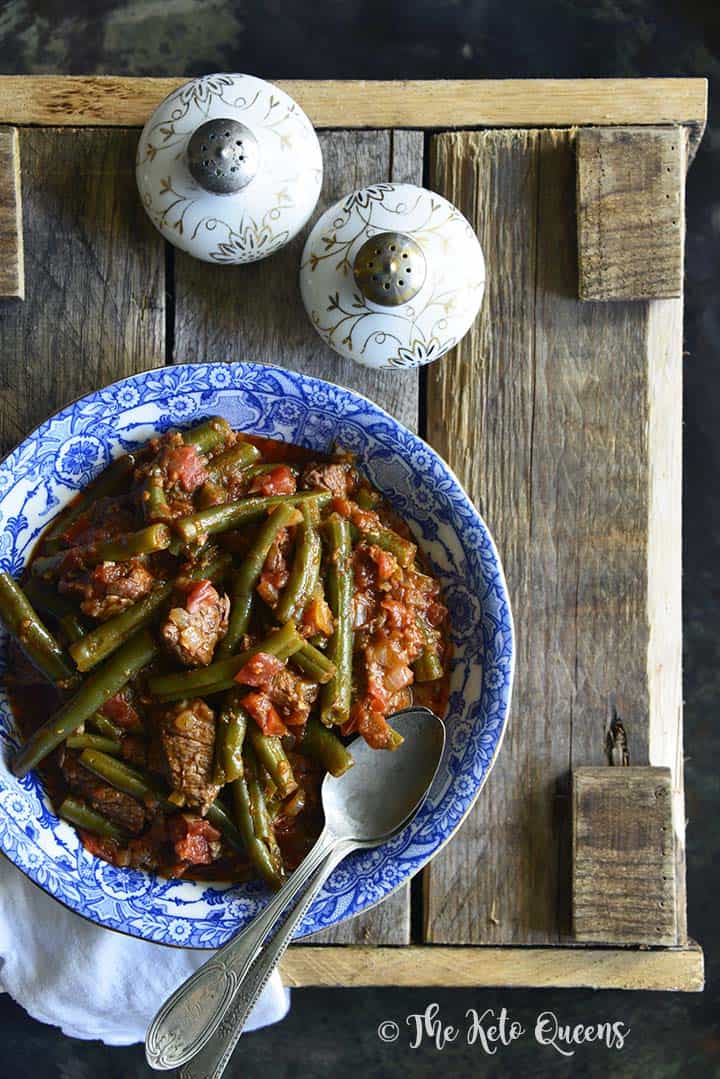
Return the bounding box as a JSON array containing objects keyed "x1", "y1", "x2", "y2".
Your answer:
[
  {"x1": 0, "y1": 129, "x2": 164, "y2": 453},
  {"x1": 174, "y1": 128, "x2": 423, "y2": 943},
  {"x1": 0, "y1": 77, "x2": 706, "y2": 148},
  {"x1": 577, "y1": 127, "x2": 686, "y2": 301},
  {"x1": 572, "y1": 766, "x2": 677, "y2": 945},
  {"x1": 280, "y1": 943, "x2": 704, "y2": 992},
  {"x1": 0, "y1": 128, "x2": 23, "y2": 299},
  {"x1": 424, "y1": 129, "x2": 682, "y2": 945},
  {"x1": 647, "y1": 296, "x2": 686, "y2": 942}
]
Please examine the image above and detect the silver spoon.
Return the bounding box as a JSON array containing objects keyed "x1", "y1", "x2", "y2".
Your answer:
[{"x1": 145, "y1": 706, "x2": 445, "y2": 1074}]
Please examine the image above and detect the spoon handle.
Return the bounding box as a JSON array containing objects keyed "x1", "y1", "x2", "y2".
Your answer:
[
  {"x1": 179, "y1": 841, "x2": 354, "y2": 1079},
  {"x1": 145, "y1": 828, "x2": 337, "y2": 1071}
]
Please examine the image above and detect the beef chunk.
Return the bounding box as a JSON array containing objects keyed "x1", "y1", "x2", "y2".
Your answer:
[
  {"x1": 160, "y1": 579, "x2": 230, "y2": 667},
  {"x1": 300, "y1": 461, "x2": 355, "y2": 499},
  {"x1": 61, "y1": 752, "x2": 145, "y2": 834},
  {"x1": 60, "y1": 559, "x2": 155, "y2": 621},
  {"x1": 167, "y1": 813, "x2": 222, "y2": 865},
  {"x1": 158, "y1": 699, "x2": 220, "y2": 813},
  {"x1": 267, "y1": 667, "x2": 318, "y2": 726}
]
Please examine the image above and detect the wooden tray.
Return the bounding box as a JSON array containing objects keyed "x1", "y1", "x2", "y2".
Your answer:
[{"x1": 0, "y1": 76, "x2": 707, "y2": 991}]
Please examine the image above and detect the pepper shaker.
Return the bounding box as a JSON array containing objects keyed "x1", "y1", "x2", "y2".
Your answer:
[
  {"x1": 136, "y1": 73, "x2": 322, "y2": 264},
  {"x1": 299, "y1": 183, "x2": 485, "y2": 368}
]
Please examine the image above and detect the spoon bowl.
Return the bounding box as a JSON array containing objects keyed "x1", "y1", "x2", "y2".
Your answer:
[{"x1": 322, "y1": 706, "x2": 446, "y2": 843}]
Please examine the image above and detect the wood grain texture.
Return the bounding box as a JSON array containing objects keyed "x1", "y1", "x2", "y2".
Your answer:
[
  {"x1": 647, "y1": 297, "x2": 686, "y2": 942},
  {"x1": 174, "y1": 128, "x2": 423, "y2": 943},
  {"x1": 572, "y1": 766, "x2": 677, "y2": 945},
  {"x1": 0, "y1": 127, "x2": 23, "y2": 299},
  {"x1": 0, "y1": 128, "x2": 164, "y2": 454},
  {"x1": 577, "y1": 127, "x2": 686, "y2": 301},
  {"x1": 280, "y1": 943, "x2": 704, "y2": 992},
  {"x1": 423, "y1": 129, "x2": 681, "y2": 945},
  {"x1": 0, "y1": 76, "x2": 706, "y2": 148}
]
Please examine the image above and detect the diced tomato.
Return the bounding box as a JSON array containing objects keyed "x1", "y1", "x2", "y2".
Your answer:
[
  {"x1": 167, "y1": 815, "x2": 221, "y2": 865},
  {"x1": 345, "y1": 699, "x2": 393, "y2": 749},
  {"x1": 185, "y1": 579, "x2": 217, "y2": 613},
  {"x1": 368, "y1": 545, "x2": 397, "y2": 580},
  {"x1": 249, "y1": 465, "x2": 297, "y2": 497},
  {"x1": 283, "y1": 709, "x2": 308, "y2": 727},
  {"x1": 165, "y1": 444, "x2": 208, "y2": 493},
  {"x1": 331, "y1": 497, "x2": 352, "y2": 517},
  {"x1": 234, "y1": 651, "x2": 284, "y2": 689},
  {"x1": 78, "y1": 830, "x2": 117, "y2": 863},
  {"x1": 241, "y1": 691, "x2": 288, "y2": 736},
  {"x1": 101, "y1": 691, "x2": 142, "y2": 730}
]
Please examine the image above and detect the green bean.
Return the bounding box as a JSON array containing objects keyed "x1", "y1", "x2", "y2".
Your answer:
[
  {"x1": 88, "y1": 712, "x2": 123, "y2": 740},
  {"x1": 412, "y1": 620, "x2": 444, "y2": 683},
  {"x1": 79, "y1": 748, "x2": 160, "y2": 803},
  {"x1": 0, "y1": 572, "x2": 76, "y2": 685},
  {"x1": 204, "y1": 798, "x2": 244, "y2": 853},
  {"x1": 354, "y1": 486, "x2": 380, "y2": 511},
  {"x1": 141, "y1": 470, "x2": 171, "y2": 523},
  {"x1": 44, "y1": 453, "x2": 137, "y2": 544},
  {"x1": 66, "y1": 733, "x2": 122, "y2": 755},
  {"x1": 247, "y1": 724, "x2": 297, "y2": 797},
  {"x1": 349, "y1": 518, "x2": 416, "y2": 568},
  {"x1": 241, "y1": 462, "x2": 299, "y2": 483},
  {"x1": 244, "y1": 745, "x2": 272, "y2": 841},
  {"x1": 213, "y1": 689, "x2": 248, "y2": 786},
  {"x1": 32, "y1": 523, "x2": 172, "y2": 577},
  {"x1": 59, "y1": 796, "x2": 127, "y2": 841},
  {"x1": 173, "y1": 491, "x2": 331, "y2": 546},
  {"x1": 58, "y1": 612, "x2": 87, "y2": 646},
  {"x1": 320, "y1": 515, "x2": 354, "y2": 727},
  {"x1": 147, "y1": 621, "x2": 304, "y2": 702},
  {"x1": 68, "y1": 550, "x2": 232, "y2": 673},
  {"x1": 181, "y1": 416, "x2": 232, "y2": 454},
  {"x1": 386, "y1": 726, "x2": 404, "y2": 750},
  {"x1": 275, "y1": 504, "x2": 322, "y2": 623},
  {"x1": 291, "y1": 640, "x2": 337, "y2": 684},
  {"x1": 300, "y1": 717, "x2": 354, "y2": 777},
  {"x1": 231, "y1": 773, "x2": 284, "y2": 889},
  {"x1": 70, "y1": 582, "x2": 173, "y2": 672},
  {"x1": 196, "y1": 480, "x2": 227, "y2": 509},
  {"x1": 13, "y1": 629, "x2": 157, "y2": 777},
  {"x1": 218, "y1": 503, "x2": 299, "y2": 658},
  {"x1": 205, "y1": 442, "x2": 261, "y2": 482}
]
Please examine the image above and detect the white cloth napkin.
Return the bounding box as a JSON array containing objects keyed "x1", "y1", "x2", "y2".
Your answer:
[{"x1": 0, "y1": 857, "x2": 290, "y2": 1045}]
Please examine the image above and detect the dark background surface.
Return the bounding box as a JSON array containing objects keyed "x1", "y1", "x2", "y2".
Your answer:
[{"x1": 0, "y1": 2, "x2": 718, "y2": 1076}]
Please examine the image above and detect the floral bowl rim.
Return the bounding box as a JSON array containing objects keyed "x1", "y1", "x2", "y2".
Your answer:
[{"x1": 0, "y1": 361, "x2": 514, "y2": 948}]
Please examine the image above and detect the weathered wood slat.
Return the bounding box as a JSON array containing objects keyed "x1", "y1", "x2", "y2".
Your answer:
[
  {"x1": 280, "y1": 943, "x2": 704, "y2": 992},
  {"x1": 0, "y1": 127, "x2": 23, "y2": 299},
  {"x1": 576, "y1": 127, "x2": 685, "y2": 300},
  {"x1": 174, "y1": 128, "x2": 423, "y2": 943},
  {"x1": 0, "y1": 77, "x2": 706, "y2": 153},
  {"x1": 572, "y1": 766, "x2": 677, "y2": 945},
  {"x1": 424, "y1": 128, "x2": 684, "y2": 946},
  {"x1": 0, "y1": 128, "x2": 164, "y2": 453}
]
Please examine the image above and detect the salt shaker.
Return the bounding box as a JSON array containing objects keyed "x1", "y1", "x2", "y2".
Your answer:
[
  {"x1": 136, "y1": 73, "x2": 322, "y2": 264},
  {"x1": 298, "y1": 183, "x2": 485, "y2": 369}
]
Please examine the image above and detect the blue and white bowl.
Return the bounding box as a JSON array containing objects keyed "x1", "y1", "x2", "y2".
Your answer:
[{"x1": 0, "y1": 362, "x2": 513, "y2": 947}]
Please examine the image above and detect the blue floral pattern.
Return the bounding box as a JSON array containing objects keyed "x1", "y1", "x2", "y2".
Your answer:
[{"x1": 0, "y1": 363, "x2": 514, "y2": 948}]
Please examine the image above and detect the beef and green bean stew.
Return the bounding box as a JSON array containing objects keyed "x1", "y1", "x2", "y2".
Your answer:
[{"x1": 4, "y1": 418, "x2": 449, "y2": 887}]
